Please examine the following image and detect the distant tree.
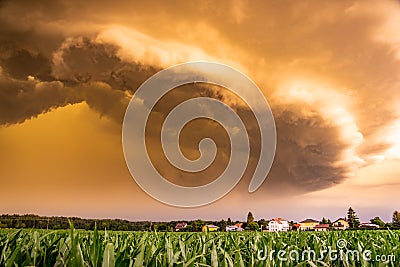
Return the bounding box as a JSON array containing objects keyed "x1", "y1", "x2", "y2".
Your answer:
[
  {"x1": 187, "y1": 225, "x2": 194, "y2": 232},
  {"x1": 320, "y1": 217, "x2": 328, "y2": 224},
  {"x1": 258, "y1": 219, "x2": 268, "y2": 230},
  {"x1": 393, "y1": 211, "x2": 400, "y2": 227},
  {"x1": 157, "y1": 223, "x2": 167, "y2": 231},
  {"x1": 370, "y1": 217, "x2": 385, "y2": 228},
  {"x1": 247, "y1": 221, "x2": 259, "y2": 231},
  {"x1": 247, "y1": 212, "x2": 254, "y2": 224},
  {"x1": 15, "y1": 221, "x2": 26, "y2": 228},
  {"x1": 347, "y1": 207, "x2": 360, "y2": 228},
  {"x1": 149, "y1": 222, "x2": 155, "y2": 231},
  {"x1": 218, "y1": 219, "x2": 227, "y2": 231},
  {"x1": 190, "y1": 219, "x2": 205, "y2": 232},
  {"x1": 227, "y1": 218, "x2": 232, "y2": 225}
]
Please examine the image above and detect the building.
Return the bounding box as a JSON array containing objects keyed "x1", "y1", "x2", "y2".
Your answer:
[
  {"x1": 175, "y1": 222, "x2": 187, "y2": 231},
  {"x1": 333, "y1": 218, "x2": 349, "y2": 230},
  {"x1": 268, "y1": 218, "x2": 290, "y2": 232},
  {"x1": 359, "y1": 223, "x2": 379, "y2": 229},
  {"x1": 299, "y1": 219, "x2": 319, "y2": 231},
  {"x1": 291, "y1": 223, "x2": 301, "y2": 231},
  {"x1": 314, "y1": 224, "x2": 330, "y2": 232},
  {"x1": 235, "y1": 223, "x2": 243, "y2": 228},
  {"x1": 202, "y1": 224, "x2": 219, "y2": 232},
  {"x1": 226, "y1": 225, "x2": 244, "y2": 232}
]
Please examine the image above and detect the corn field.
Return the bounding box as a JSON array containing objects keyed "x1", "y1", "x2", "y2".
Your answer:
[{"x1": 0, "y1": 226, "x2": 398, "y2": 266}]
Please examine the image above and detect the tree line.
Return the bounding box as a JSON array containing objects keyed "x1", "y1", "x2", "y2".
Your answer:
[
  {"x1": 0, "y1": 214, "x2": 238, "y2": 231},
  {"x1": 345, "y1": 207, "x2": 400, "y2": 229},
  {"x1": 0, "y1": 209, "x2": 399, "y2": 231}
]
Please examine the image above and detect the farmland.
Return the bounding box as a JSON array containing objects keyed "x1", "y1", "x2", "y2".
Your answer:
[{"x1": 0, "y1": 227, "x2": 398, "y2": 266}]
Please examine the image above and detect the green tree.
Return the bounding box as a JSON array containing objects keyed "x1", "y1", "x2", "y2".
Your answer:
[
  {"x1": 347, "y1": 207, "x2": 360, "y2": 228},
  {"x1": 247, "y1": 212, "x2": 254, "y2": 224},
  {"x1": 157, "y1": 223, "x2": 167, "y2": 231},
  {"x1": 392, "y1": 211, "x2": 400, "y2": 227},
  {"x1": 258, "y1": 219, "x2": 268, "y2": 230},
  {"x1": 227, "y1": 218, "x2": 232, "y2": 225},
  {"x1": 218, "y1": 219, "x2": 227, "y2": 231},
  {"x1": 190, "y1": 220, "x2": 205, "y2": 232},
  {"x1": 320, "y1": 217, "x2": 328, "y2": 224},
  {"x1": 247, "y1": 221, "x2": 259, "y2": 231},
  {"x1": 370, "y1": 217, "x2": 385, "y2": 228}
]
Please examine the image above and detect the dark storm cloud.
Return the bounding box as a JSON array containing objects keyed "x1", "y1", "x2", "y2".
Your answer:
[
  {"x1": 0, "y1": 71, "x2": 130, "y2": 125},
  {"x1": 51, "y1": 37, "x2": 159, "y2": 92},
  {"x1": 0, "y1": 34, "x2": 161, "y2": 125},
  {"x1": 271, "y1": 107, "x2": 348, "y2": 191},
  {"x1": 0, "y1": 73, "x2": 75, "y2": 125},
  {"x1": 0, "y1": 27, "x2": 360, "y2": 194},
  {"x1": 1, "y1": 0, "x2": 399, "y2": 198}
]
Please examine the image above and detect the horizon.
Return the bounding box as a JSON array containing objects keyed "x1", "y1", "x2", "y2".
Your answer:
[
  {"x1": 1, "y1": 0, "x2": 400, "y2": 224},
  {"x1": 0, "y1": 207, "x2": 394, "y2": 224}
]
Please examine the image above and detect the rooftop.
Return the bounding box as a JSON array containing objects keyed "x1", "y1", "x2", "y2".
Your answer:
[
  {"x1": 315, "y1": 224, "x2": 330, "y2": 228},
  {"x1": 300, "y1": 219, "x2": 319, "y2": 223}
]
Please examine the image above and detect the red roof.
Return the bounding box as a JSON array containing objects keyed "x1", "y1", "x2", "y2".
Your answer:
[
  {"x1": 175, "y1": 222, "x2": 187, "y2": 229},
  {"x1": 315, "y1": 224, "x2": 330, "y2": 228},
  {"x1": 271, "y1": 218, "x2": 287, "y2": 224}
]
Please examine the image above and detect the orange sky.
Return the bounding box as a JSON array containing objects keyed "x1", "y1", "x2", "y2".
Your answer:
[{"x1": 0, "y1": 0, "x2": 400, "y2": 222}]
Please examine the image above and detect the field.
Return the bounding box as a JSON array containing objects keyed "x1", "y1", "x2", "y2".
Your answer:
[{"x1": 0, "y1": 227, "x2": 398, "y2": 266}]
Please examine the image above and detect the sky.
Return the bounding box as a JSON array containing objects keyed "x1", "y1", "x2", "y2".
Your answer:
[{"x1": 1, "y1": 0, "x2": 400, "y2": 223}]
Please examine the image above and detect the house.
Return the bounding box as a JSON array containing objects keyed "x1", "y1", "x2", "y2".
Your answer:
[
  {"x1": 359, "y1": 223, "x2": 379, "y2": 229},
  {"x1": 291, "y1": 223, "x2": 301, "y2": 231},
  {"x1": 268, "y1": 218, "x2": 290, "y2": 232},
  {"x1": 226, "y1": 223, "x2": 244, "y2": 232},
  {"x1": 226, "y1": 225, "x2": 244, "y2": 232},
  {"x1": 235, "y1": 223, "x2": 243, "y2": 228},
  {"x1": 202, "y1": 224, "x2": 219, "y2": 232},
  {"x1": 175, "y1": 222, "x2": 187, "y2": 231},
  {"x1": 314, "y1": 224, "x2": 330, "y2": 232},
  {"x1": 333, "y1": 218, "x2": 349, "y2": 230},
  {"x1": 299, "y1": 219, "x2": 319, "y2": 231}
]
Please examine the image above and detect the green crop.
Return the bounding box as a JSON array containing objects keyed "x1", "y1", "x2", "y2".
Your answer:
[{"x1": 0, "y1": 225, "x2": 398, "y2": 266}]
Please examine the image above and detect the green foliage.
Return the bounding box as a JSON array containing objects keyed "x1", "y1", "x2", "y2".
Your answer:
[
  {"x1": 393, "y1": 211, "x2": 400, "y2": 228},
  {"x1": 247, "y1": 212, "x2": 254, "y2": 224},
  {"x1": 347, "y1": 207, "x2": 360, "y2": 228},
  {"x1": 320, "y1": 217, "x2": 329, "y2": 225},
  {"x1": 370, "y1": 217, "x2": 386, "y2": 228},
  {"x1": 0, "y1": 227, "x2": 399, "y2": 266},
  {"x1": 247, "y1": 222, "x2": 259, "y2": 231},
  {"x1": 0, "y1": 214, "x2": 152, "y2": 231}
]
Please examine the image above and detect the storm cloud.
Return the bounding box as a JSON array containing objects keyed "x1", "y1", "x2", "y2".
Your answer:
[{"x1": 1, "y1": 0, "x2": 400, "y2": 201}]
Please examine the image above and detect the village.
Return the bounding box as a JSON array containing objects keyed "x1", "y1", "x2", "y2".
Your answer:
[
  {"x1": 172, "y1": 208, "x2": 394, "y2": 232},
  {"x1": 175, "y1": 217, "x2": 381, "y2": 232}
]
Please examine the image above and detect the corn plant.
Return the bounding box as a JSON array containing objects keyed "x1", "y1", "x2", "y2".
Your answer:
[{"x1": 0, "y1": 226, "x2": 398, "y2": 266}]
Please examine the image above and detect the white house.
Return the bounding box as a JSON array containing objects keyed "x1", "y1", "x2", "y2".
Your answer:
[
  {"x1": 175, "y1": 222, "x2": 187, "y2": 231},
  {"x1": 359, "y1": 223, "x2": 379, "y2": 229},
  {"x1": 226, "y1": 225, "x2": 244, "y2": 232},
  {"x1": 268, "y1": 218, "x2": 290, "y2": 232}
]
